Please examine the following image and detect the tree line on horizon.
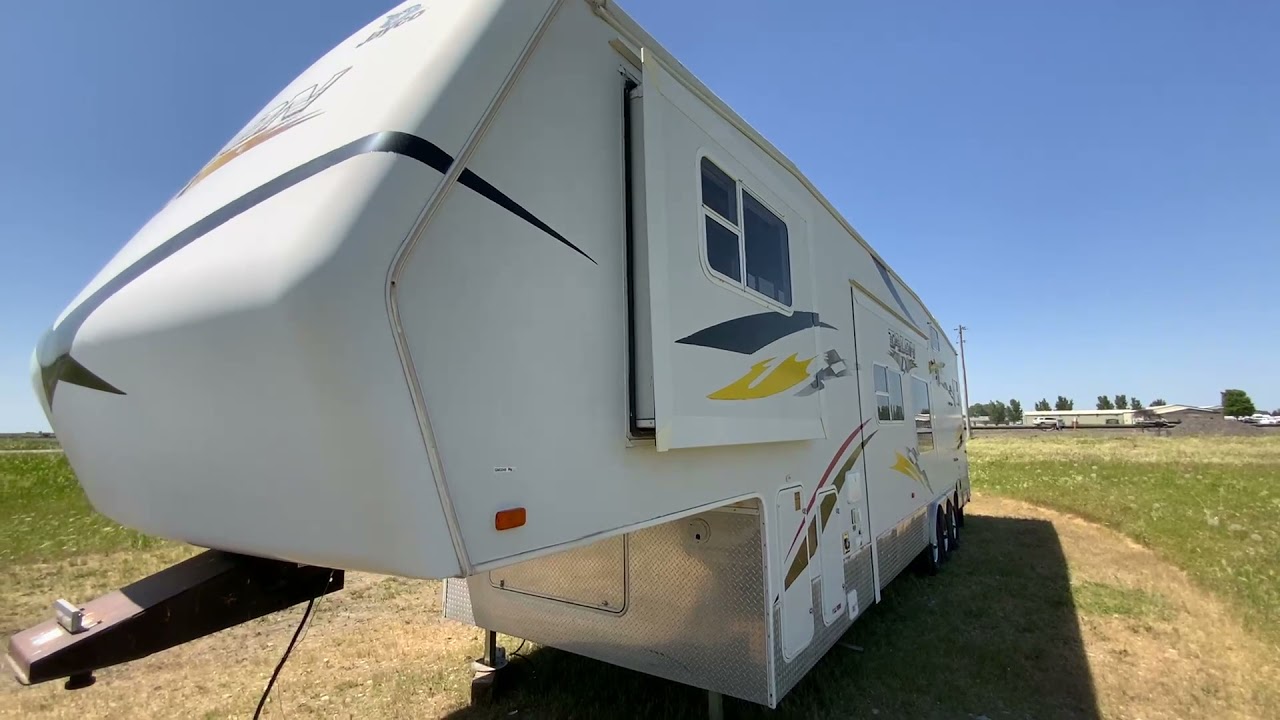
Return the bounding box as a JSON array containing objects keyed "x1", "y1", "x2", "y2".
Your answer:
[
  {"x1": 968, "y1": 389, "x2": 1268, "y2": 425},
  {"x1": 969, "y1": 395, "x2": 1163, "y2": 425}
]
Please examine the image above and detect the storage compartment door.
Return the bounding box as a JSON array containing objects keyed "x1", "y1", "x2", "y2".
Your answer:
[
  {"x1": 776, "y1": 486, "x2": 814, "y2": 659},
  {"x1": 816, "y1": 489, "x2": 848, "y2": 625},
  {"x1": 636, "y1": 50, "x2": 826, "y2": 452}
]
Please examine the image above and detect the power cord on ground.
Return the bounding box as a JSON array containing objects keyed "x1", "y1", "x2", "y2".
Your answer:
[
  {"x1": 252, "y1": 570, "x2": 335, "y2": 719},
  {"x1": 252, "y1": 598, "x2": 315, "y2": 720}
]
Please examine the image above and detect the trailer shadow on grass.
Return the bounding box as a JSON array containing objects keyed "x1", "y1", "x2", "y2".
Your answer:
[{"x1": 443, "y1": 512, "x2": 1099, "y2": 720}]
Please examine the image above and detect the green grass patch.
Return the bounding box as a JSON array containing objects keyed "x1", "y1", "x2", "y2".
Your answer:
[
  {"x1": 0, "y1": 453, "x2": 165, "y2": 569},
  {"x1": 1073, "y1": 581, "x2": 1171, "y2": 621},
  {"x1": 971, "y1": 435, "x2": 1280, "y2": 648}
]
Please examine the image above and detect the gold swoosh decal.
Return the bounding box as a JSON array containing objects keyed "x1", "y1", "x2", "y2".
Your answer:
[
  {"x1": 891, "y1": 451, "x2": 924, "y2": 483},
  {"x1": 180, "y1": 111, "x2": 321, "y2": 195},
  {"x1": 708, "y1": 353, "x2": 814, "y2": 400}
]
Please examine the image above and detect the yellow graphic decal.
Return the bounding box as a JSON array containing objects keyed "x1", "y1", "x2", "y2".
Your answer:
[
  {"x1": 891, "y1": 448, "x2": 933, "y2": 492},
  {"x1": 891, "y1": 452, "x2": 922, "y2": 482},
  {"x1": 180, "y1": 114, "x2": 318, "y2": 194},
  {"x1": 178, "y1": 66, "x2": 351, "y2": 196},
  {"x1": 708, "y1": 354, "x2": 814, "y2": 400},
  {"x1": 784, "y1": 545, "x2": 810, "y2": 589}
]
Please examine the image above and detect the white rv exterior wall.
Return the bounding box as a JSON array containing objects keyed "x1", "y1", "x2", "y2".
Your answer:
[
  {"x1": 36, "y1": 0, "x2": 966, "y2": 596},
  {"x1": 36, "y1": 0, "x2": 562, "y2": 578}
]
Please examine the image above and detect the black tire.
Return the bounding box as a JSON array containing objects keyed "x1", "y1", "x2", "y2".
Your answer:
[
  {"x1": 939, "y1": 504, "x2": 954, "y2": 561},
  {"x1": 914, "y1": 513, "x2": 944, "y2": 576},
  {"x1": 946, "y1": 501, "x2": 960, "y2": 552}
]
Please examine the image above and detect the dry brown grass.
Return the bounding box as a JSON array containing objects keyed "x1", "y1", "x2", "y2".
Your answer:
[{"x1": 3, "y1": 496, "x2": 1277, "y2": 719}]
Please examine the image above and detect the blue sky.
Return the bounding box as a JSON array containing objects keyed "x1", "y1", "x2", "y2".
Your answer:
[{"x1": 1, "y1": 0, "x2": 1276, "y2": 430}]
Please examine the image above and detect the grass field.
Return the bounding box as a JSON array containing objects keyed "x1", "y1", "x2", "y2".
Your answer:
[
  {"x1": 0, "y1": 453, "x2": 164, "y2": 570},
  {"x1": 0, "y1": 437, "x2": 60, "y2": 452},
  {"x1": 1, "y1": 436, "x2": 1278, "y2": 718},
  {"x1": 970, "y1": 434, "x2": 1280, "y2": 651}
]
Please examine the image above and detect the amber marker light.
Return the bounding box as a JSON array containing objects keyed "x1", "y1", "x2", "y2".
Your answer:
[{"x1": 495, "y1": 508, "x2": 527, "y2": 531}]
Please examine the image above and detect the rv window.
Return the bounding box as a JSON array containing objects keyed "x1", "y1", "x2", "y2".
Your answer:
[
  {"x1": 912, "y1": 376, "x2": 934, "y2": 451},
  {"x1": 700, "y1": 157, "x2": 737, "y2": 224},
  {"x1": 874, "y1": 364, "x2": 904, "y2": 422},
  {"x1": 704, "y1": 216, "x2": 742, "y2": 282},
  {"x1": 888, "y1": 373, "x2": 905, "y2": 421},
  {"x1": 929, "y1": 326, "x2": 941, "y2": 352},
  {"x1": 743, "y1": 191, "x2": 791, "y2": 305},
  {"x1": 697, "y1": 156, "x2": 792, "y2": 308}
]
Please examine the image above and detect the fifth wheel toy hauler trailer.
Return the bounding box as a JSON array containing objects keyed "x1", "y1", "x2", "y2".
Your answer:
[{"x1": 8, "y1": 0, "x2": 970, "y2": 710}]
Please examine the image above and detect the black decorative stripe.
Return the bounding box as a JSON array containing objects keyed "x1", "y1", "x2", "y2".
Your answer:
[
  {"x1": 38, "y1": 130, "x2": 592, "y2": 406},
  {"x1": 40, "y1": 353, "x2": 125, "y2": 406},
  {"x1": 458, "y1": 169, "x2": 597, "y2": 264},
  {"x1": 873, "y1": 258, "x2": 917, "y2": 326},
  {"x1": 675, "y1": 311, "x2": 835, "y2": 355}
]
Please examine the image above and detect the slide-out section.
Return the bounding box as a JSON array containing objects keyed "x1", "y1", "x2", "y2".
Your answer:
[{"x1": 631, "y1": 49, "x2": 823, "y2": 452}]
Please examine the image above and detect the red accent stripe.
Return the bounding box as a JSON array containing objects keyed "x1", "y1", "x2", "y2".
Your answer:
[{"x1": 785, "y1": 419, "x2": 870, "y2": 558}]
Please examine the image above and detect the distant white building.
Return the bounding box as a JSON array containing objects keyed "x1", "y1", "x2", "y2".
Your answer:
[
  {"x1": 1023, "y1": 408, "x2": 1131, "y2": 426},
  {"x1": 1022, "y1": 403, "x2": 1221, "y2": 426}
]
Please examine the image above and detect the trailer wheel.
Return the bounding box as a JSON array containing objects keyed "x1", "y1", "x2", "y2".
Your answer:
[
  {"x1": 939, "y1": 504, "x2": 953, "y2": 561},
  {"x1": 946, "y1": 501, "x2": 960, "y2": 552},
  {"x1": 914, "y1": 512, "x2": 945, "y2": 576}
]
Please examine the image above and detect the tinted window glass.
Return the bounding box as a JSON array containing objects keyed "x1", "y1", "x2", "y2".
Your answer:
[
  {"x1": 912, "y1": 376, "x2": 933, "y2": 451},
  {"x1": 877, "y1": 396, "x2": 892, "y2": 421},
  {"x1": 874, "y1": 365, "x2": 888, "y2": 393},
  {"x1": 705, "y1": 216, "x2": 741, "y2": 282},
  {"x1": 742, "y1": 192, "x2": 791, "y2": 306},
  {"x1": 911, "y1": 376, "x2": 931, "y2": 419},
  {"x1": 889, "y1": 374, "x2": 905, "y2": 421},
  {"x1": 700, "y1": 158, "x2": 737, "y2": 224}
]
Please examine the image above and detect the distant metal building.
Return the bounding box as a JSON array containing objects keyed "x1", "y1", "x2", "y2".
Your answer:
[
  {"x1": 1148, "y1": 404, "x2": 1223, "y2": 421},
  {"x1": 1024, "y1": 403, "x2": 1222, "y2": 426},
  {"x1": 1024, "y1": 409, "x2": 1131, "y2": 426}
]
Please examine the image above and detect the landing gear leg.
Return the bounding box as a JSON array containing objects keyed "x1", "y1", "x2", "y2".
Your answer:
[
  {"x1": 484, "y1": 629, "x2": 500, "y2": 667},
  {"x1": 470, "y1": 629, "x2": 508, "y2": 706},
  {"x1": 707, "y1": 690, "x2": 724, "y2": 720}
]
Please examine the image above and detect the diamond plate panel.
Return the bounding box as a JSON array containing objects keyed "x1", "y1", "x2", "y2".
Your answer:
[
  {"x1": 457, "y1": 505, "x2": 770, "y2": 705},
  {"x1": 876, "y1": 508, "x2": 927, "y2": 590},
  {"x1": 771, "y1": 546, "x2": 874, "y2": 704},
  {"x1": 489, "y1": 534, "x2": 626, "y2": 612},
  {"x1": 443, "y1": 577, "x2": 474, "y2": 626}
]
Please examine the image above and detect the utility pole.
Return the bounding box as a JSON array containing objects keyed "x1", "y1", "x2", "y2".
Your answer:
[{"x1": 956, "y1": 325, "x2": 971, "y2": 440}]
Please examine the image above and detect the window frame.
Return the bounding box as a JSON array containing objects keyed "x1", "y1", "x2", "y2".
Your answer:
[
  {"x1": 911, "y1": 374, "x2": 934, "y2": 452},
  {"x1": 696, "y1": 153, "x2": 793, "y2": 312},
  {"x1": 874, "y1": 363, "x2": 905, "y2": 424}
]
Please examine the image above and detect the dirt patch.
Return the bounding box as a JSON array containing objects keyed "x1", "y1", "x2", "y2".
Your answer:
[
  {"x1": 977, "y1": 495, "x2": 1280, "y2": 719},
  {"x1": 1169, "y1": 416, "x2": 1268, "y2": 437}
]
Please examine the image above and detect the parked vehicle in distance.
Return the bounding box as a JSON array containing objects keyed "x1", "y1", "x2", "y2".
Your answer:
[
  {"x1": 1134, "y1": 417, "x2": 1173, "y2": 428},
  {"x1": 1258, "y1": 416, "x2": 1280, "y2": 426},
  {"x1": 1033, "y1": 417, "x2": 1064, "y2": 430}
]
